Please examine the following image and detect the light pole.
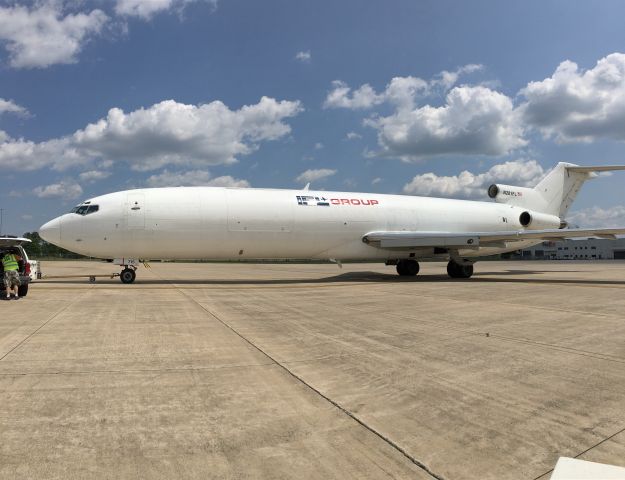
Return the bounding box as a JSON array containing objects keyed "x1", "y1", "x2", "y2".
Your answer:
[{"x1": 0, "y1": 208, "x2": 3, "y2": 236}]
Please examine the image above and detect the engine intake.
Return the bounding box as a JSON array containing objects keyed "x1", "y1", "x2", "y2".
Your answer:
[{"x1": 487, "y1": 184, "x2": 499, "y2": 198}]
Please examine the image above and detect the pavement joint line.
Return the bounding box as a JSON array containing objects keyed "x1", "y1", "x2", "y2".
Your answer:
[
  {"x1": 531, "y1": 425, "x2": 625, "y2": 480},
  {"x1": 344, "y1": 303, "x2": 625, "y2": 360},
  {"x1": 374, "y1": 286, "x2": 625, "y2": 320},
  {"x1": 0, "y1": 290, "x2": 91, "y2": 363},
  {"x1": 169, "y1": 287, "x2": 447, "y2": 480},
  {"x1": 340, "y1": 304, "x2": 625, "y2": 365},
  {"x1": 472, "y1": 279, "x2": 625, "y2": 290},
  {"x1": 209, "y1": 296, "x2": 625, "y2": 365},
  {"x1": 206, "y1": 299, "x2": 625, "y2": 369},
  {"x1": 0, "y1": 361, "x2": 278, "y2": 377}
]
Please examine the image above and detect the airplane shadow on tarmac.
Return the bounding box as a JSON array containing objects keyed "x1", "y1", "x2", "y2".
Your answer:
[{"x1": 40, "y1": 269, "x2": 625, "y2": 287}]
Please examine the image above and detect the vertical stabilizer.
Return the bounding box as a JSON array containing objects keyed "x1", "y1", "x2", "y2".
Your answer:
[
  {"x1": 489, "y1": 163, "x2": 625, "y2": 219},
  {"x1": 534, "y1": 163, "x2": 625, "y2": 217},
  {"x1": 533, "y1": 163, "x2": 591, "y2": 217}
]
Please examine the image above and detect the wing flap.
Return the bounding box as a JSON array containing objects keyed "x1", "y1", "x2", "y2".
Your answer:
[{"x1": 363, "y1": 228, "x2": 625, "y2": 249}]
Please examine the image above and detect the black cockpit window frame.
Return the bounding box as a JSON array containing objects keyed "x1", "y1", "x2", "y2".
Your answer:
[{"x1": 71, "y1": 204, "x2": 99, "y2": 216}]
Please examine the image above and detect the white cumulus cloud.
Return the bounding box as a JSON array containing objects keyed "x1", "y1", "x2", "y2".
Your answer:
[
  {"x1": 204, "y1": 175, "x2": 250, "y2": 188},
  {"x1": 34, "y1": 180, "x2": 83, "y2": 199},
  {"x1": 323, "y1": 80, "x2": 385, "y2": 110},
  {"x1": 403, "y1": 159, "x2": 545, "y2": 199},
  {"x1": 295, "y1": 168, "x2": 337, "y2": 184},
  {"x1": 0, "y1": 96, "x2": 302, "y2": 172},
  {"x1": 324, "y1": 65, "x2": 527, "y2": 159},
  {"x1": 568, "y1": 205, "x2": 625, "y2": 228},
  {"x1": 78, "y1": 170, "x2": 111, "y2": 183},
  {"x1": 369, "y1": 86, "x2": 526, "y2": 160},
  {"x1": 295, "y1": 50, "x2": 311, "y2": 62},
  {"x1": 346, "y1": 131, "x2": 362, "y2": 140},
  {"x1": 146, "y1": 169, "x2": 249, "y2": 188},
  {"x1": 0, "y1": 3, "x2": 107, "y2": 69},
  {"x1": 0, "y1": 98, "x2": 28, "y2": 116},
  {"x1": 115, "y1": 0, "x2": 217, "y2": 19},
  {"x1": 323, "y1": 64, "x2": 482, "y2": 111},
  {"x1": 433, "y1": 64, "x2": 483, "y2": 90},
  {"x1": 519, "y1": 53, "x2": 625, "y2": 143}
]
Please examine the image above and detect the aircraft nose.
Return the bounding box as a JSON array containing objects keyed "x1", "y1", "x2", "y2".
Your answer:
[{"x1": 39, "y1": 217, "x2": 62, "y2": 246}]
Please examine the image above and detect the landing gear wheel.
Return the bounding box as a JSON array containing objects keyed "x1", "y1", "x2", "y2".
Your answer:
[
  {"x1": 120, "y1": 268, "x2": 136, "y2": 284},
  {"x1": 17, "y1": 284, "x2": 28, "y2": 297},
  {"x1": 396, "y1": 259, "x2": 420, "y2": 276},
  {"x1": 447, "y1": 260, "x2": 474, "y2": 279}
]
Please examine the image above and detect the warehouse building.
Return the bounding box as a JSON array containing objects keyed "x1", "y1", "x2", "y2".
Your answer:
[{"x1": 516, "y1": 238, "x2": 625, "y2": 260}]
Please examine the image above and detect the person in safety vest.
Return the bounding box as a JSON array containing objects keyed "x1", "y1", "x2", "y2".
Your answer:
[{"x1": 2, "y1": 251, "x2": 22, "y2": 300}]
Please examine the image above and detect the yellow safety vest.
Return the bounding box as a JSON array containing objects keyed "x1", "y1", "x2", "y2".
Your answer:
[{"x1": 2, "y1": 254, "x2": 19, "y2": 271}]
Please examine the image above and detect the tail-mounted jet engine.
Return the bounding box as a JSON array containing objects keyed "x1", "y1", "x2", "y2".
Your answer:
[{"x1": 518, "y1": 210, "x2": 562, "y2": 229}]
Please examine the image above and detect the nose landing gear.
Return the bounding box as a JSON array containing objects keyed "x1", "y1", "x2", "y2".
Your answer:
[
  {"x1": 113, "y1": 258, "x2": 139, "y2": 284},
  {"x1": 120, "y1": 267, "x2": 137, "y2": 284}
]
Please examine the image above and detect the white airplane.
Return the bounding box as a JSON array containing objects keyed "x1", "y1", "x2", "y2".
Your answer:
[{"x1": 39, "y1": 162, "x2": 625, "y2": 284}]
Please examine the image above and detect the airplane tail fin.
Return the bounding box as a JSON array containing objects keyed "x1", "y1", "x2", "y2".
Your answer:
[{"x1": 488, "y1": 162, "x2": 625, "y2": 218}]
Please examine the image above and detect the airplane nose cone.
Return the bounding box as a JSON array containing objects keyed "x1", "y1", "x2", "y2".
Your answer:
[{"x1": 39, "y1": 217, "x2": 62, "y2": 246}]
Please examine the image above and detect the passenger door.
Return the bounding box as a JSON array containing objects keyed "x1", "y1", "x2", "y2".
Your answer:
[{"x1": 126, "y1": 192, "x2": 145, "y2": 229}]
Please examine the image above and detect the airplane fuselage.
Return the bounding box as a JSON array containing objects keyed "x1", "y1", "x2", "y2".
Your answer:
[{"x1": 41, "y1": 187, "x2": 547, "y2": 261}]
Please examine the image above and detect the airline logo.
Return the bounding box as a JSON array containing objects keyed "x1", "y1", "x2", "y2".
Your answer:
[
  {"x1": 296, "y1": 195, "x2": 330, "y2": 206},
  {"x1": 296, "y1": 195, "x2": 379, "y2": 206}
]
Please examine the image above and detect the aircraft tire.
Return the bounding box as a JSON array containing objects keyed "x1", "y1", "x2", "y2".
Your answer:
[
  {"x1": 396, "y1": 259, "x2": 419, "y2": 276},
  {"x1": 120, "y1": 268, "x2": 136, "y2": 284},
  {"x1": 447, "y1": 261, "x2": 473, "y2": 279},
  {"x1": 460, "y1": 264, "x2": 473, "y2": 278}
]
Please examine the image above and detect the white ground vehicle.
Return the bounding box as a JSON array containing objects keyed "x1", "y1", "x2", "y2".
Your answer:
[{"x1": 0, "y1": 236, "x2": 35, "y2": 297}]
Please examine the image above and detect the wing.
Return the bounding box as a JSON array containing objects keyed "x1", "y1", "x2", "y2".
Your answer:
[{"x1": 362, "y1": 228, "x2": 625, "y2": 249}]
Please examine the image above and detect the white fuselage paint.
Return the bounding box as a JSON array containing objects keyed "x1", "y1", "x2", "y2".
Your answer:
[{"x1": 44, "y1": 187, "x2": 550, "y2": 261}]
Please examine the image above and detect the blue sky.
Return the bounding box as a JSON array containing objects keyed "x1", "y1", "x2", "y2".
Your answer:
[{"x1": 1, "y1": 0, "x2": 625, "y2": 234}]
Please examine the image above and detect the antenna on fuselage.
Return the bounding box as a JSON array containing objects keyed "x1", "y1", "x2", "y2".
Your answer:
[{"x1": 303, "y1": 183, "x2": 310, "y2": 191}]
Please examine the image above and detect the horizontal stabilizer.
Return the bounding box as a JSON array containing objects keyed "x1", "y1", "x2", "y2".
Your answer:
[
  {"x1": 363, "y1": 227, "x2": 625, "y2": 249},
  {"x1": 566, "y1": 165, "x2": 625, "y2": 173}
]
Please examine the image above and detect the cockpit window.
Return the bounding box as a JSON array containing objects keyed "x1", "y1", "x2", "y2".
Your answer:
[{"x1": 71, "y1": 205, "x2": 99, "y2": 215}]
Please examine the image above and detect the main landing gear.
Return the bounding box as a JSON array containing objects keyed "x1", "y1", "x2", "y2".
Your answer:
[
  {"x1": 396, "y1": 259, "x2": 420, "y2": 276},
  {"x1": 447, "y1": 259, "x2": 474, "y2": 279}
]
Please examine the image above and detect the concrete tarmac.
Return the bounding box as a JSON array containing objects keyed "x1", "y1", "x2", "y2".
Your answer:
[{"x1": 2, "y1": 260, "x2": 625, "y2": 479}]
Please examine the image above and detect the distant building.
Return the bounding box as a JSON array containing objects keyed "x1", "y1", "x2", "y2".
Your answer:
[{"x1": 512, "y1": 238, "x2": 625, "y2": 260}]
